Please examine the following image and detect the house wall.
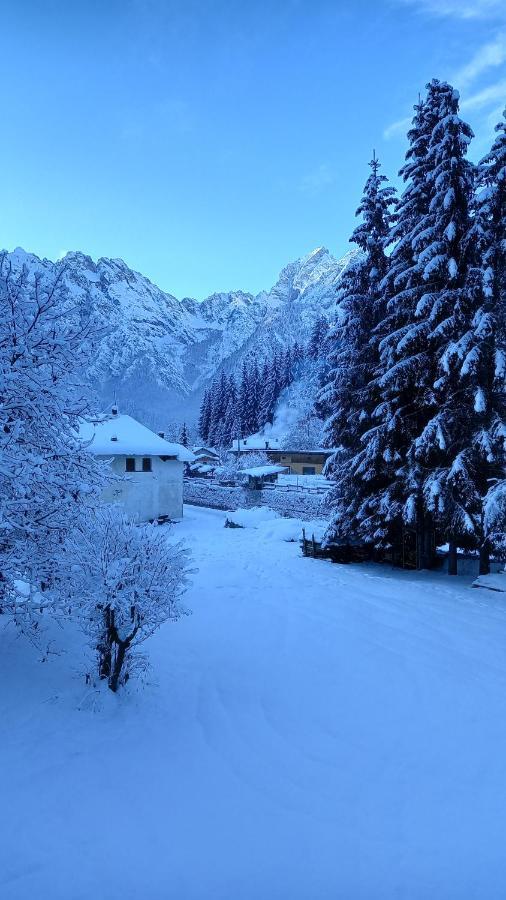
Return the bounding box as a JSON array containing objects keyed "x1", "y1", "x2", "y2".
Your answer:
[
  {"x1": 101, "y1": 455, "x2": 184, "y2": 521},
  {"x1": 273, "y1": 453, "x2": 327, "y2": 476},
  {"x1": 277, "y1": 457, "x2": 325, "y2": 475},
  {"x1": 232, "y1": 449, "x2": 330, "y2": 476}
]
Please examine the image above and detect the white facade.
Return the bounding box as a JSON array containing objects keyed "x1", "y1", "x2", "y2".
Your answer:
[
  {"x1": 102, "y1": 454, "x2": 185, "y2": 521},
  {"x1": 80, "y1": 410, "x2": 194, "y2": 522}
]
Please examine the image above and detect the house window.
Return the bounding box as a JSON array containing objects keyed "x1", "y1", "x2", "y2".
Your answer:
[
  {"x1": 125, "y1": 457, "x2": 136, "y2": 472},
  {"x1": 142, "y1": 457, "x2": 152, "y2": 472},
  {"x1": 302, "y1": 466, "x2": 316, "y2": 476}
]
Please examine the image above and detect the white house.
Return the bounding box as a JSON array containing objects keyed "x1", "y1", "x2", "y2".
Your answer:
[{"x1": 80, "y1": 407, "x2": 194, "y2": 522}]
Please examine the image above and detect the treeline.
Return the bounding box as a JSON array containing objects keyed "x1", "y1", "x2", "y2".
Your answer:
[
  {"x1": 198, "y1": 343, "x2": 306, "y2": 448},
  {"x1": 320, "y1": 80, "x2": 505, "y2": 573}
]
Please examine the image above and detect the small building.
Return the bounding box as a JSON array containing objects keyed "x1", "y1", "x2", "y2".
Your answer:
[
  {"x1": 189, "y1": 445, "x2": 221, "y2": 477},
  {"x1": 230, "y1": 436, "x2": 331, "y2": 476},
  {"x1": 192, "y1": 445, "x2": 220, "y2": 465},
  {"x1": 80, "y1": 407, "x2": 194, "y2": 522}
]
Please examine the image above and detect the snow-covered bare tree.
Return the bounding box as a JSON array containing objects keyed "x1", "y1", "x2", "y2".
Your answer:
[
  {"x1": 0, "y1": 255, "x2": 106, "y2": 629},
  {"x1": 65, "y1": 509, "x2": 192, "y2": 692}
]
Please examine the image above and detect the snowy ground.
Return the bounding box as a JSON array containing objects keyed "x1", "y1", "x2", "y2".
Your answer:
[{"x1": 2, "y1": 505, "x2": 506, "y2": 899}]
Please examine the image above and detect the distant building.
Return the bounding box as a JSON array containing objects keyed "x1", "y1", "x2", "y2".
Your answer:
[
  {"x1": 230, "y1": 436, "x2": 331, "y2": 476},
  {"x1": 80, "y1": 407, "x2": 194, "y2": 521},
  {"x1": 192, "y1": 446, "x2": 221, "y2": 465},
  {"x1": 189, "y1": 445, "x2": 221, "y2": 477}
]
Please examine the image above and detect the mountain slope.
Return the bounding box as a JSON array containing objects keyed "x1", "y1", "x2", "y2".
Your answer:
[{"x1": 2, "y1": 245, "x2": 354, "y2": 426}]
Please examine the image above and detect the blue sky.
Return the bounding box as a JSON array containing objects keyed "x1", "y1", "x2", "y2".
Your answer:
[{"x1": 1, "y1": 0, "x2": 505, "y2": 298}]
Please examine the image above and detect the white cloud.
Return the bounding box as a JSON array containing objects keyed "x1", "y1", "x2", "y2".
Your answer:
[
  {"x1": 398, "y1": 0, "x2": 504, "y2": 19},
  {"x1": 452, "y1": 34, "x2": 506, "y2": 90},
  {"x1": 383, "y1": 114, "x2": 413, "y2": 141},
  {"x1": 299, "y1": 163, "x2": 335, "y2": 195},
  {"x1": 383, "y1": 24, "x2": 506, "y2": 142},
  {"x1": 461, "y1": 79, "x2": 506, "y2": 110}
]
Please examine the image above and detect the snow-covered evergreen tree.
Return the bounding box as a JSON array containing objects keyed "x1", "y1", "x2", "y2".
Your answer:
[
  {"x1": 198, "y1": 388, "x2": 212, "y2": 442},
  {"x1": 179, "y1": 421, "x2": 190, "y2": 448},
  {"x1": 308, "y1": 316, "x2": 328, "y2": 360},
  {"x1": 402, "y1": 81, "x2": 477, "y2": 570},
  {"x1": 459, "y1": 107, "x2": 506, "y2": 569},
  {"x1": 207, "y1": 371, "x2": 229, "y2": 448},
  {"x1": 321, "y1": 153, "x2": 396, "y2": 545},
  {"x1": 370, "y1": 92, "x2": 443, "y2": 563},
  {"x1": 259, "y1": 354, "x2": 281, "y2": 426}
]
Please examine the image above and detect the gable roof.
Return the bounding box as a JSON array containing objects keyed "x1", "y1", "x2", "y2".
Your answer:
[
  {"x1": 192, "y1": 446, "x2": 220, "y2": 459},
  {"x1": 80, "y1": 413, "x2": 195, "y2": 462},
  {"x1": 230, "y1": 435, "x2": 282, "y2": 452}
]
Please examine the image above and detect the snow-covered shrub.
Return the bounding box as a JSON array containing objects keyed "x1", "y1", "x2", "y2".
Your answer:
[
  {"x1": 0, "y1": 256, "x2": 107, "y2": 632},
  {"x1": 65, "y1": 510, "x2": 192, "y2": 692}
]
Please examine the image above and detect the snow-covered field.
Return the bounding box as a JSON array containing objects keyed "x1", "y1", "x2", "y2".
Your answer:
[{"x1": 2, "y1": 505, "x2": 506, "y2": 899}]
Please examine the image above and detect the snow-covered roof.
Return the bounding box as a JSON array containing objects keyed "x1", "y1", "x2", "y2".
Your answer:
[
  {"x1": 80, "y1": 413, "x2": 195, "y2": 462},
  {"x1": 230, "y1": 435, "x2": 282, "y2": 452},
  {"x1": 192, "y1": 446, "x2": 220, "y2": 459},
  {"x1": 241, "y1": 464, "x2": 289, "y2": 478}
]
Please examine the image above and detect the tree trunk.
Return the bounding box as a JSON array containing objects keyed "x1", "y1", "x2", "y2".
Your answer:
[
  {"x1": 448, "y1": 540, "x2": 458, "y2": 576},
  {"x1": 479, "y1": 544, "x2": 490, "y2": 576},
  {"x1": 98, "y1": 646, "x2": 112, "y2": 679},
  {"x1": 417, "y1": 508, "x2": 434, "y2": 570},
  {"x1": 422, "y1": 518, "x2": 435, "y2": 570},
  {"x1": 109, "y1": 640, "x2": 128, "y2": 693},
  {"x1": 98, "y1": 607, "x2": 114, "y2": 679},
  {"x1": 415, "y1": 502, "x2": 424, "y2": 570}
]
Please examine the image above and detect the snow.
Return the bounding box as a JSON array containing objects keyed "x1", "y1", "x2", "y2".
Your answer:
[
  {"x1": 224, "y1": 506, "x2": 326, "y2": 542},
  {"x1": 473, "y1": 572, "x2": 506, "y2": 592},
  {"x1": 2, "y1": 505, "x2": 506, "y2": 898},
  {"x1": 79, "y1": 413, "x2": 195, "y2": 461},
  {"x1": 225, "y1": 505, "x2": 281, "y2": 527},
  {"x1": 240, "y1": 464, "x2": 288, "y2": 477}
]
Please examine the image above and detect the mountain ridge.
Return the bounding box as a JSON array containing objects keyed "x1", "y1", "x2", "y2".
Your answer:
[{"x1": 2, "y1": 244, "x2": 354, "y2": 427}]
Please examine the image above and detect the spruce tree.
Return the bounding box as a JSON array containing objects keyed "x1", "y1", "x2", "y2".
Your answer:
[
  {"x1": 458, "y1": 107, "x2": 506, "y2": 571},
  {"x1": 259, "y1": 355, "x2": 281, "y2": 426},
  {"x1": 308, "y1": 317, "x2": 328, "y2": 360},
  {"x1": 179, "y1": 422, "x2": 190, "y2": 448},
  {"x1": 198, "y1": 388, "x2": 211, "y2": 442},
  {"x1": 243, "y1": 356, "x2": 260, "y2": 434},
  {"x1": 321, "y1": 153, "x2": 396, "y2": 545},
  {"x1": 371, "y1": 92, "x2": 442, "y2": 564},
  {"x1": 404, "y1": 81, "x2": 476, "y2": 572},
  {"x1": 207, "y1": 371, "x2": 229, "y2": 448}
]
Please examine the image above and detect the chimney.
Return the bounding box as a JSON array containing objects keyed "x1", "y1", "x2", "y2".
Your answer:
[
  {"x1": 111, "y1": 404, "x2": 119, "y2": 417},
  {"x1": 158, "y1": 431, "x2": 165, "y2": 439}
]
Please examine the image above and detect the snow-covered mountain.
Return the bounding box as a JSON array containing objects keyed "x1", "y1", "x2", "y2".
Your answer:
[{"x1": 2, "y1": 245, "x2": 353, "y2": 426}]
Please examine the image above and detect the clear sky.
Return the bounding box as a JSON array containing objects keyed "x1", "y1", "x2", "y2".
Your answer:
[{"x1": 1, "y1": 0, "x2": 505, "y2": 298}]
